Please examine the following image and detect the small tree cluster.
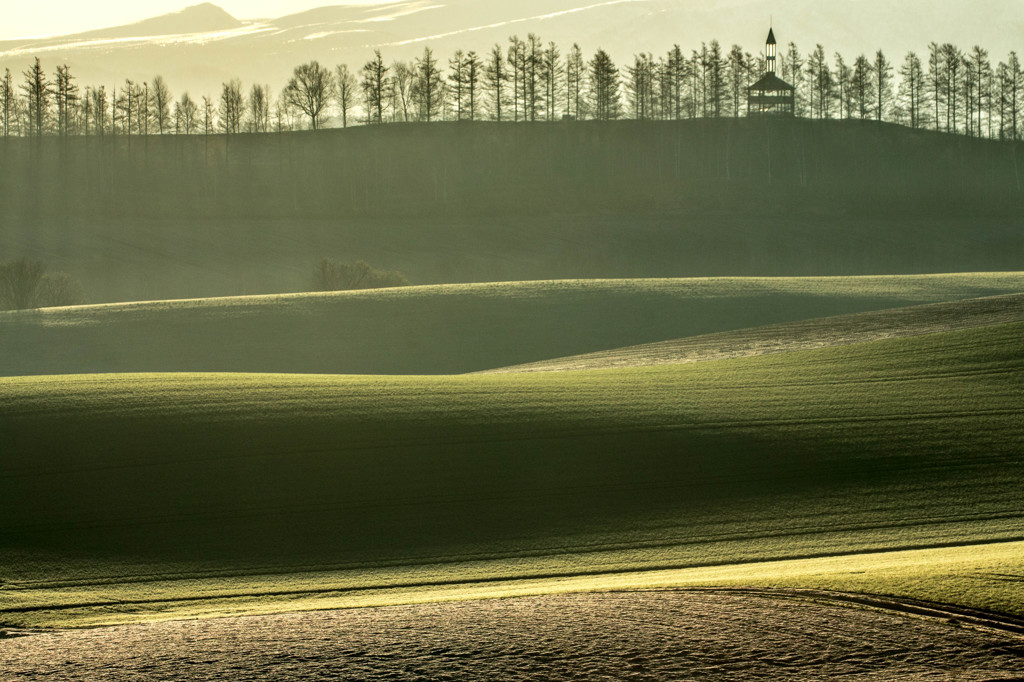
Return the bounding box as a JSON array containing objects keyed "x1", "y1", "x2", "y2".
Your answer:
[
  {"x1": 0, "y1": 258, "x2": 85, "y2": 310},
  {"x1": 312, "y1": 259, "x2": 410, "y2": 292}
]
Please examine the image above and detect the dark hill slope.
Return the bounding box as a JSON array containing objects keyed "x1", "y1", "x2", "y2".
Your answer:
[
  {"x1": 2, "y1": 120, "x2": 1022, "y2": 303},
  {"x1": 2, "y1": 119, "x2": 1021, "y2": 221}
]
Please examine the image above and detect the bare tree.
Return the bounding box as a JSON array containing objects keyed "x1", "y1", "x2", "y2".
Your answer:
[
  {"x1": 202, "y1": 95, "x2": 214, "y2": 135},
  {"x1": 0, "y1": 258, "x2": 46, "y2": 309},
  {"x1": 874, "y1": 50, "x2": 893, "y2": 122},
  {"x1": 626, "y1": 53, "x2": 655, "y2": 120},
  {"x1": 485, "y1": 44, "x2": 508, "y2": 122},
  {"x1": 54, "y1": 64, "x2": 79, "y2": 136},
  {"x1": 175, "y1": 92, "x2": 199, "y2": 134},
  {"x1": 834, "y1": 53, "x2": 851, "y2": 119},
  {"x1": 361, "y1": 50, "x2": 390, "y2": 124},
  {"x1": 390, "y1": 61, "x2": 414, "y2": 122},
  {"x1": 20, "y1": 57, "x2": 50, "y2": 137},
  {"x1": 335, "y1": 64, "x2": 357, "y2": 127},
  {"x1": 91, "y1": 85, "x2": 107, "y2": 136},
  {"x1": 248, "y1": 84, "x2": 270, "y2": 132},
  {"x1": 525, "y1": 34, "x2": 542, "y2": 121},
  {"x1": 1, "y1": 68, "x2": 14, "y2": 136},
  {"x1": 449, "y1": 50, "x2": 466, "y2": 120},
  {"x1": 565, "y1": 43, "x2": 585, "y2": 119},
  {"x1": 0, "y1": 259, "x2": 84, "y2": 310},
  {"x1": 540, "y1": 42, "x2": 562, "y2": 120},
  {"x1": 805, "y1": 45, "x2": 831, "y2": 119},
  {"x1": 968, "y1": 46, "x2": 991, "y2": 137},
  {"x1": 150, "y1": 75, "x2": 171, "y2": 134},
  {"x1": 283, "y1": 61, "x2": 334, "y2": 130},
  {"x1": 783, "y1": 42, "x2": 804, "y2": 115},
  {"x1": 507, "y1": 36, "x2": 524, "y2": 121},
  {"x1": 140, "y1": 81, "x2": 150, "y2": 135},
  {"x1": 219, "y1": 79, "x2": 244, "y2": 134},
  {"x1": 851, "y1": 54, "x2": 874, "y2": 119},
  {"x1": 897, "y1": 52, "x2": 924, "y2": 129},
  {"x1": 588, "y1": 48, "x2": 621, "y2": 121},
  {"x1": 115, "y1": 80, "x2": 134, "y2": 136},
  {"x1": 941, "y1": 43, "x2": 963, "y2": 133},
  {"x1": 1003, "y1": 52, "x2": 1022, "y2": 140},
  {"x1": 411, "y1": 48, "x2": 441, "y2": 122}
]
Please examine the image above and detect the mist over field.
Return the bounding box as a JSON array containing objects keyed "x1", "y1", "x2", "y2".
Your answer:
[{"x1": 1, "y1": 2, "x2": 1024, "y2": 679}]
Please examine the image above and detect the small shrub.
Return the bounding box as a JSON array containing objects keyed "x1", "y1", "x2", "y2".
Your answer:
[
  {"x1": 0, "y1": 259, "x2": 86, "y2": 310},
  {"x1": 313, "y1": 259, "x2": 410, "y2": 292},
  {"x1": 35, "y1": 272, "x2": 86, "y2": 308}
]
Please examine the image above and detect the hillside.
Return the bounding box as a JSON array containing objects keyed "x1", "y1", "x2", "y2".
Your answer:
[
  {"x1": 488, "y1": 292, "x2": 1024, "y2": 372},
  {"x1": 1, "y1": 320, "x2": 1022, "y2": 627},
  {"x1": 3, "y1": 274, "x2": 1024, "y2": 376},
  {"x1": 1, "y1": 120, "x2": 1022, "y2": 303}
]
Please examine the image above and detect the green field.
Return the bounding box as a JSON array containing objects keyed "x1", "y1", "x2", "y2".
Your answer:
[
  {"x1": 2, "y1": 299, "x2": 1022, "y2": 628},
  {"x1": 491, "y1": 292, "x2": 1024, "y2": 372},
  {"x1": 4, "y1": 273, "x2": 1024, "y2": 376}
]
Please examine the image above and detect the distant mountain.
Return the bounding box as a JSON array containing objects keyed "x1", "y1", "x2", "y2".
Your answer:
[
  {"x1": 67, "y1": 3, "x2": 242, "y2": 41},
  {"x1": 0, "y1": 0, "x2": 1020, "y2": 98}
]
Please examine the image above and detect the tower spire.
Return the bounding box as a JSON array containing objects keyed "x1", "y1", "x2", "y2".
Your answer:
[{"x1": 766, "y1": 26, "x2": 777, "y2": 74}]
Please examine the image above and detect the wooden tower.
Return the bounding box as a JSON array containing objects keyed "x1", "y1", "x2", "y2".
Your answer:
[{"x1": 747, "y1": 27, "x2": 796, "y2": 117}]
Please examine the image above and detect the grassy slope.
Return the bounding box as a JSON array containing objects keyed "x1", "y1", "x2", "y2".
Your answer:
[
  {"x1": 10, "y1": 213, "x2": 1024, "y2": 305},
  {"x1": 5, "y1": 121, "x2": 1023, "y2": 304},
  {"x1": 4, "y1": 273, "x2": 1024, "y2": 376},
  {"x1": 1, "y1": 320, "x2": 1022, "y2": 626},
  {"x1": 490, "y1": 293, "x2": 1024, "y2": 372}
]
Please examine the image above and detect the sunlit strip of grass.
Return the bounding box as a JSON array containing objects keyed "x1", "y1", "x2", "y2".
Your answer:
[{"x1": 8, "y1": 541, "x2": 1023, "y2": 629}]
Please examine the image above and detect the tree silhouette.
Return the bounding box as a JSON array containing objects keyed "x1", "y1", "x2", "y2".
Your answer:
[
  {"x1": 20, "y1": 57, "x2": 50, "y2": 137},
  {"x1": 335, "y1": 64, "x2": 357, "y2": 128},
  {"x1": 485, "y1": 44, "x2": 507, "y2": 121},
  {"x1": 361, "y1": 50, "x2": 390, "y2": 124},
  {"x1": 899, "y1": 52, "x2": 925, "y2": 128},
  {"x1": 874, "y1": 50, "x2": 893, "y2": 122},
  {"x1": 1, "y1": 68, "x2": 14, "y2": 136},
  {"x1": 219, "y1": 79, "x2": 244, "y2": 134},
  {"x1": 588, "y1": 49, "x2": 621, "y2": 121},
  {"x1": 411, "y1": 48, "x2": 441, "y2": 123},
  {"x1": 283, "y1": 61, "x2": 334, "y2": 130},
  {"x1": 150, "y1": 75, "x2": 171, "y2": 134},
  {"x1": 174, "y1": 92, "x2": 199, "y2": 134}
]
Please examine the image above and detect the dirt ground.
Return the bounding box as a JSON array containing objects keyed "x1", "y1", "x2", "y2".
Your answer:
[
  {"x1": 0, "y1": 585, "x2": 1019, "y2": 675},
  {"x1": 2, "y1": 589, "x2": 1023, "y2": 680}
]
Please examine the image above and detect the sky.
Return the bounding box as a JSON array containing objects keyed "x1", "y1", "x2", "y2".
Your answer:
[{"x1": 1, "y1": 1, "x2": 394, "y2": 40}]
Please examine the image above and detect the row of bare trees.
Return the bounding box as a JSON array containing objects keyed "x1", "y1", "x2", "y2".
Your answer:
[{"x1": 1, "y1": 36, "x2": 1021, "y2": 140}]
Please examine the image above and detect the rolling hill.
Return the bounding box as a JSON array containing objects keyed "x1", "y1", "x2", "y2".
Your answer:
[
  {"x1": 488, "y1": 292, "x2": 1024, "y2": 372},
  {"x1": 1, "y1": 318, "x2": 1022, "y2": 627},
  {"x1": 3, "y1": 274, "x2": 1024, "y2": 376},
  {"x1": 2, "y1": 119, "x2": 1022, "y2": 304}
]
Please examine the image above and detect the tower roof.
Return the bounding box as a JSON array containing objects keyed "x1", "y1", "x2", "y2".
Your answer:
[
  {"x1": 767, "y1": 28, "x2": 776, "y2": 45},
  {"x1": 749, "y1": 73, "x2": 794, "y2": 92}
]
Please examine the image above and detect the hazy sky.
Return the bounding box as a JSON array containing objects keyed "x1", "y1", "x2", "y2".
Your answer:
[{"x1": 2, "y1": 1, "x2": 393, "y2": 39}]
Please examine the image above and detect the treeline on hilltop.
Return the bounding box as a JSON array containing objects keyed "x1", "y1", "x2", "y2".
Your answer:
[
  {"x1": 1, "y1": 118, "x2": 1021, "y2": 221},
  {"x1": 1, "y1": 35, "x2": 1022, "y2": 140}
]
